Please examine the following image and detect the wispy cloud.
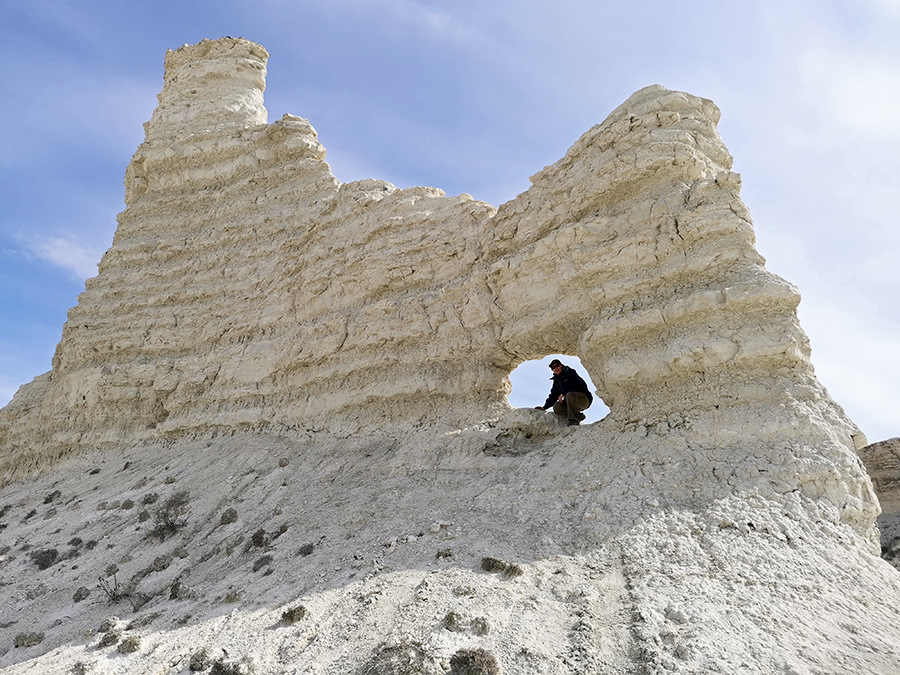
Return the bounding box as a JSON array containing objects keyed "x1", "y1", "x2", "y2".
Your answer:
[{"x1": 27, "y1": 235, "x2": 103, "y2": 281}]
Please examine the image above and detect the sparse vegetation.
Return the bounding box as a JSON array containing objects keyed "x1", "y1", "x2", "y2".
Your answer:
[
  {"x1": 297, "y1": 543, "x2": 314, "y2": 556},
  {"x1": 189, "y1": 648, "x2": 211, "y2": 671},
  {"x1": 98, "y1": 570, "x2": 151, "y2": 611},
  {"x1": 249, "y1": 528, "x2": 269, "y2": 549},
  {"x1": 117, "y1": 635, "x2": 141, "y2": 653},
  {"x1": 73, "y1": 586, "x2": 91, "y2": 602},
  {"x1": 209, "y1": 657, "x2": 254, "y2": 675},
  {"x1": 98, "y1": 630, "x2": 121, "y2": 648},
  {"x1": 480, "y1": 557, "x2": 523, "y2": 578},
  {"x1": 449, "y1": 648, "x2": 501, "y2": 675},
  {"x1": 152, "y1": 554, "x2": 173, "y2": 572},
  {"x1": 14, "y1": 632, "x2": 44, "y2": 648},
  {"x1": 281, "y1": 605, "x2": 307, "y2": 625},
  {"x1": 361, "y1": 642, "x2": 432, "y2": 675},
  {"x1": 253, "y1": 555, "x2": 274, "y2": 572},
  {"x1": 442, "y1": 610, "x2": 467, "y2": 632},
  {"x1": 147, "y1": 490, "x2": 190, "y2": 541},
  {"x1": 220, "y1": 507, "x2": 238, "y2": 525},
  {"x1": 30, "y1": 547, "x2": 60, "y2": 570}
]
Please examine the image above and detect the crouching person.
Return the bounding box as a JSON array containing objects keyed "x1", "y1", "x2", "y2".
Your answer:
[{"x1": 535, "y1": 359, "x2": 593, "y2": 426}]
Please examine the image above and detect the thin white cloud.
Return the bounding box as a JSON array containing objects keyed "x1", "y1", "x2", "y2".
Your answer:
[{"x1": 28, "y1": 235, "x2": 103, "y2": 281}]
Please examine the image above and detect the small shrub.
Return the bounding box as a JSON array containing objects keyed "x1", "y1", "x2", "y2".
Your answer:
[
  {"x1": 480, "y1": 557, "x2": 523, "y2": 578},
  {"x1": 147, "y1": 490, "x2": 190, "y2": 541},
  {"x1": 189, "y1": 648, "x2": 211, "y2": 671},
  {"x1": 117, "y1": 635, "x2": 141, "y2": 653},
  {"x1": 164, "y1": 476, "x2": 176, "y2": 484},
  {"x1": 436, "y1": 548, "x2": 453, "y2": 559},
  {"x1": 253, "y1": 555, "x2": 274, "y2": 572},
  {"x1": 138, "y1": 510, "x2": 151, "y2": 522},
  {"x1": 449, "y1": 648, "x2": 501, "y2": 675},
  {"x1": 43, "y1": 490, "x2": 61, "y2": 504},
  {"x1": 361, "y1": 642, "x2": 431, "y2": 675},
  {"x1": 281, "y1": 605, "x2": 307, "y2": 625},
  {"x1": 121, "y1": 499, "x2": 135, "y2": 510},
  {"x1": 297, "y1": 543, "x2": 314, "y2": 556},
  {"x1": 14, "y1": 632, "x2": 44, "y2": 648},
  {"x1": 223, "y1": 590, "x2": 242, "y2": 604},
  {"x1": 142, "y1": 492, "x2": 159, "y2": 505},
  {"x1": 480, "y1": 557, "x2": 506, "y2": 573},
  {"x1": 209, "y1": 660, "x2": 245, "y2": 675},
  {"x1": 442, "y1": 611, "x2": 467, "y2": 632},
  {"x1": 73, "y1": 586, "x2": 91, "y2": 602},
  {"x1": 98, "y1": 617, "x2": 120, "y2": 633},
  {"x1": 152, "y1": 554, "x2": 173, "y2": 572},
  {"x1": 98, "y1": 630, "x2": 121, "y2": 648},
  {"x1": 170, "y1": 580, "x2": 193, "y2": 600},
  {"x1": 30, "y1": 548, "x2": 60, "y2": 570},
  {"x1": 250, "y1": 528, "x2": 269, "y2": 549},
  {"x1": 278, "y1": 457, "x2": 290, "y2": 467},
  {"x1": 220, "y1": 508, "x2": 238, "y2": 525}
]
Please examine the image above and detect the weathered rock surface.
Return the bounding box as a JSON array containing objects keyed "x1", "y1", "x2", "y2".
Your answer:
[
  {"x1": 860, "y1": 437, "x2": 900, "y2": 565},
  {"x1": 860, "y1": 437, "x2": 900, "y2": 513},
  {"x1": 0, "y1": 38, "x2": 897, "y2": 673}
]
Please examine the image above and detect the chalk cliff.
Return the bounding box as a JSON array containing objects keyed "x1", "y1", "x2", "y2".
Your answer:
[{"x1": 0, "y1": 38, "x2": 897, "y2": 674}]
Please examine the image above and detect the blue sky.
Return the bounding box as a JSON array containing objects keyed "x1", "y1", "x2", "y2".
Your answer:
[{"x1": 1, "y1": 0, "x2": 898, "y2": 440}]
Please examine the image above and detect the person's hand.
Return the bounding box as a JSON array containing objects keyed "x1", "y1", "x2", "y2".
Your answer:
[
  {"x1": 534, "y1": 406, "x2": 544, "y2": 410},
  {"x1": 558, "y1": 394, "x2": 565, "y2": 402}
]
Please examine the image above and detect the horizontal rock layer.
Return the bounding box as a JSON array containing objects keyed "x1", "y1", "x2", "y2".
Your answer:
[{"x1": 0, "y1": 36, "x2": 894, "y2": 674}]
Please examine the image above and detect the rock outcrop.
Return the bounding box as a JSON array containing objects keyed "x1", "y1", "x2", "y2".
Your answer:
[
  {"x1": 0, "y1": 38, "x2": 897, "y2": 674},
  {"x1": 860, "y1": 437, "x2": 900, "y2": 565}
]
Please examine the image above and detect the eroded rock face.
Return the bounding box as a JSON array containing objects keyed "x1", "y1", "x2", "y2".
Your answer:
[
  {"x1": 0, "y1": 37, "x2": 896, "y2": 675},
  {"x1": 860, "y1": 438, "x2": 900, "y2": 512},
  {"x1": 860, "y1": 437, "x2": 900, "y2": 557},
  {"x1": 0, "y1": 37, "x2": 878, "y2": 542}
]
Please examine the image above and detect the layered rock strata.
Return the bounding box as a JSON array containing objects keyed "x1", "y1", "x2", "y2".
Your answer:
[
  {"x1": 0, "y1": 38, "x2": 896, "y2": 674},
  {"x1": 860, "y1": 437, "x2": 900, "y2": 558}
]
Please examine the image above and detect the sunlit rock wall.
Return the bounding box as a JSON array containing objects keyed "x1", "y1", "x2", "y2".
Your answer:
[{"x1": 0, "y1": 38, "x2": 876, "y2": 543}]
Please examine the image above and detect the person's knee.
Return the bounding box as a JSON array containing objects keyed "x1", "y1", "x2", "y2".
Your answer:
[{"x1": 566, "y1": 392, "x2": 590, "y2": 410}]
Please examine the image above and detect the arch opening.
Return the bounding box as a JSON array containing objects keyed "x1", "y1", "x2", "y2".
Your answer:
[{"x1": 507, "y1": 354, "x2": 610, "y2": 424}]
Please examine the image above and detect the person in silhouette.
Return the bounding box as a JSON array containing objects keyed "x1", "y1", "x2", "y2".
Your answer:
[{"x1": 535, "y1": 359, "x2": 593, "y2": 425}]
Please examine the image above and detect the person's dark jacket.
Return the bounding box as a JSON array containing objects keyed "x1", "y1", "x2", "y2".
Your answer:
[{"x1": 541, "y1": 366, "x2": 593, "y2": 409}]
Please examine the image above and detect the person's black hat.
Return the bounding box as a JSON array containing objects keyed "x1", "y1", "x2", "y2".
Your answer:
[{"x1": 548, "y1": 359, "x2": 563, "y2": 369}]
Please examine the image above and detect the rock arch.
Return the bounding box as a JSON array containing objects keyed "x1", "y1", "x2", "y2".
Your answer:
[{"x1": 0, "y1": 39, "x2": 869, "y2": 514}]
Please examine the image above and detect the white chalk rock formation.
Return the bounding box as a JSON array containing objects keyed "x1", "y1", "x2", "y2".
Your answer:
[{"x1": 0, "y1": 38, "x2": 897, "y2": 674}]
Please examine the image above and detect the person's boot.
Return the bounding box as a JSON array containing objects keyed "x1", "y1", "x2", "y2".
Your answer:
[{"x1": 567, "y1": 419, "x2": 580, "y2": 426}]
